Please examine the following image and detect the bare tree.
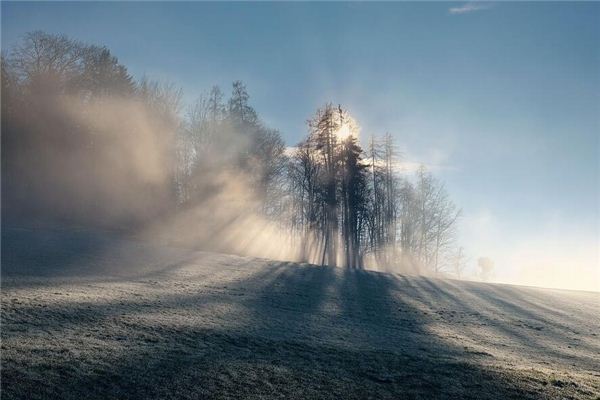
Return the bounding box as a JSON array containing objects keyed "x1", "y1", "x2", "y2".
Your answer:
[
  {"x1": 478, "y1": 257, "x2": 494, "y2": 281},
  {"x1": 309, "y1": 104, "x2": 342, "y2": 266},
  {"x1": 339, "y1": 135, "x2": 369, "y2": 268},
  {"x1": 228, "y1": 80, "x2": 258, "y2": 127},
  {"x1": 431, "y1": 184, "x2": 461, "y2": 274},
  {"x1": 452, "y1": 247, "x2": 468, "y2": 279},
  {"x1": 9, "y1": 31, "x2": 86, "y2": 93}
]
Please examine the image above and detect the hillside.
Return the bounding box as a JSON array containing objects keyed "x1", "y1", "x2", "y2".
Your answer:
[{"x1": 1, "y1": 226, "x2": 599, "y2": 399}]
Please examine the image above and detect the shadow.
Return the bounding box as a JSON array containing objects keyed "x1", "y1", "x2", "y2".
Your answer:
[
  {"x1": 409, "y1": 277, "x2": 599, "y2": 372},
  {"x1": 1, "y1": 225, "x2": 201, "y2": 281},
  {"x1": 2, "y1": 229, "x2": 597, "y2": 399}
]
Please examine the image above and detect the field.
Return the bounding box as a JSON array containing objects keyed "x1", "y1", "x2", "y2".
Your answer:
[{"x1": 2, "y1": 226, "x2": 599, "y2": 399}]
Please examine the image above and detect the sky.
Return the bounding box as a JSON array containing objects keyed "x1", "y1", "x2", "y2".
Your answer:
[{"x1": 2, "y1": 2, "x2": 599, "y2": 291}]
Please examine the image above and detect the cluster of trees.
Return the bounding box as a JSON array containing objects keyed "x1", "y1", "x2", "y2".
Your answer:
[
  {"x1": 2, "y1": 31, "x2": 463, "y2": 275},
  {"x1": 286, "y1": 105, "x2": 461, "y2": 271},
  {"x1": 2, "y1": 31, "x2": 181, "y2": 226},
  {"x1": 174, "y1": 81, "x2": 286, "y2": 217},
  {"x1": 287, "y1": 105, "x2": 369, "y2": 268}
]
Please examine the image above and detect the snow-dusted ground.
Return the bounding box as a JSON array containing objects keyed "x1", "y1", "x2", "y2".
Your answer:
[{"x1": 2, "y1": 226, "x2": 599, "y2": 399}]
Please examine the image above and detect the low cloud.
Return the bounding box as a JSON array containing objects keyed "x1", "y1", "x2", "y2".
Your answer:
[
  {"x1": 398, "y1": 147, "x2": 456, "y2": 173},
  {"x1": 449, "y1": 2, "x2": 491, "y2": 15}
]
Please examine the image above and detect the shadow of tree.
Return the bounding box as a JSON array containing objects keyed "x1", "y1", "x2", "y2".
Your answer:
[
  {"x1": 4, "y1": 257, "x2": 583, "y2": 399},
  {"x1": 3, "y1": 227, "x2": 599, "y2": 399}
]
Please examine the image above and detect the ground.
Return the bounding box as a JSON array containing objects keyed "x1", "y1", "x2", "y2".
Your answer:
[{"x1": 1, "y1": 226, "x2": 599, "y2": 399}]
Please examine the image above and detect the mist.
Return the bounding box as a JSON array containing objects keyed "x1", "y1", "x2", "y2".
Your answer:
[
  {"x1": 3, "y1": 32, "x2": 596, "y2": 290},
  {"x1": 0, "y1": 36, "x2": 325, "y2": 268},
  {"x1": 2, "y1": 4, "x2": 600, "y2": 399},
  {"x1": 2, "y1": 77, "x2": 296, "y2": 263}
]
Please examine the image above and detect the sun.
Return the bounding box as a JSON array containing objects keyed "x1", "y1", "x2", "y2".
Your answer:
[{"x1": 335, "y1": 123, "x2": 353, "y2": 140}]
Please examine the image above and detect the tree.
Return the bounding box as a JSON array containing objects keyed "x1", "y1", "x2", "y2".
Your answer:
[
  {"x1": 365, "y1": 133, "x2": 399, "y2": 266},
  {"x1": 452, "y1": 247, "x2": 468, "y2": 279},
  {"x1": 382, "y1": 133, "x2": 398, "y2": 248},
  {"x1": 9, "y1": 31, "x2": 85, "y2": 94},
  {"x1": 398, "y1": 178, "x2": 419, "y2": 266},
  {"x1": 290, "y1": 104, "x2": 374, "y2": 268},
  {"x1": 309, "y1": 104, "x2": 343, "y2": 266},
  {"x1": 394, "y1": 166, "x2": 460, "y2": 273},
  {"x1": 414, "y1": 166, "x2": 437, "y2": 269},
  {"x1": 207, "y1": 85, "x2": 225, "y2": 122},
  {"x1": 340, "y1": 135, "x2": 369, "y2": 268},
  {"x1": 430, "y1": 184, "x2": 461, "y2": 274},
  {"x1": 289, "y1": 138, "x2": 323, "y2": 261},
  {"x1": 71, "y1": 45, "x2": 135, "y2": 98},
  {"x1": 478, "y1": 257, "x2": 494, "y2": 281},
  {"x1": 228, "y1": 80, "x2": 258, "y2": 127},
  {"x1": 248, "y1": 128, "x2": 287, "y2": 215},
  {"x1": 367, "y1": 134, "x2": 383, "y2": 253}
]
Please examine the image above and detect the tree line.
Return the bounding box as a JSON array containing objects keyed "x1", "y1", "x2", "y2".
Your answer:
[
  {"x1": 2, "y1": 31, "x2": 464, "y2": 275},
  {"x1": 286, "y1": 104, "x2": 461, "y2": 272}
]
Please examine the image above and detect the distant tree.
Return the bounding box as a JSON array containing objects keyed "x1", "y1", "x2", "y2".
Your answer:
[
  {"x1": 137, "y1": 77, "x2": 182, "y2": 118},
  {"x1": 366, "y1": 134, "x2": 384, "y2": 253},
  {"x1": 392, "y1": 166, "x2": 460, "y2": 273},
  {"x1": 414, "y1": 166, "x2": 438, "y2": 270},
  {"x1": 8, "y1": 31, "x2": 85, "y2": 94},
  {"x1": 71, "y1": 45, "x2": 135, "y2": 98},
  {"x1": 228, "y1": 80, "x2": 258, "y2": 127},
  {"x1": 365, "y1": 133, "x2": 399, "y2": 266},
  {"x1": 250, "y1": 128, "x2": 287, "y2": 213},
  {"x1": 207, "y1": 85, "x2": 225, "y2": 122},
  {"x1": 176, "y1": 80, "x2": 287, "y2": 222},
  {"x1": 137, "y1": 78, "x2": 183, "y2": 207},
  {"x1": 382, "y1": 133, "x2": 398, "y2": 247},
  {"x1": 478, "y1": 257, "x2": 494, "y2": 281},
  {"x1": 430, "y1": 185, "x2": 461, "y2": 274},
  {"x1": 1, "y1": 54, "x2": 19, "y2": 118},
  {"x1": 398, "y1": 178, "x2": 419, "y2": 267},
  {"x1": 452, "y1": 246, "x2": 468, "y2": 279}
]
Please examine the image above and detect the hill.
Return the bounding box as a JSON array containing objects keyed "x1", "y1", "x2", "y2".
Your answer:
[{"x1": 1, "y1": 226, "x2": 599, "y2": 399}]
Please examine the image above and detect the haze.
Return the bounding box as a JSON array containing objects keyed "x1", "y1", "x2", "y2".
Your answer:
[{"x1": 2, "y1": 2, "x2": 598, "y2": 290}]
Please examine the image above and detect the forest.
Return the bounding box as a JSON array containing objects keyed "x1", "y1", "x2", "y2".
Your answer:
[{"x1": 2, "y1": 31, "x2": 463, "y2": 275}]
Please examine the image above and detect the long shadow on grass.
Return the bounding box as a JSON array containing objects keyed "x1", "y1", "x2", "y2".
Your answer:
[
  {"x1": 412, "y1": 277, "x2": 600, "y2": 370},
  {"x1": 2, "y1": 257, "x2": 563, "y2": 399},
  {"x1": 1, "y1": 226, "x2": 199, "y2": 280}
]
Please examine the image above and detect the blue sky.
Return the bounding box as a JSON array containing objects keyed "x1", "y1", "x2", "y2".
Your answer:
[{"x1": 2, "y1": 2, "x2": 599, "y2": 290}]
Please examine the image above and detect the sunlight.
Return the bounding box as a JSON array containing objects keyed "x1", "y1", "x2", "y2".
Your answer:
[
  {"x1": 335, "y1": 123, "x2": 353, "y2": 140},
  {"x1": 3, "y1": 4, "x2": 598, "y2": 398}
]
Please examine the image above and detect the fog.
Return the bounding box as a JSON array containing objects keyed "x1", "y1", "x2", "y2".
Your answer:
[
  {"x1": 2, "y1": 31, "x2": 597, "y2": 292},
  {"x1": 2, "y1": 3, "x2": 600, "y2": 398},
  {"x1": 2, "y1": 91, "x2": 297, "y2": 259}
]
